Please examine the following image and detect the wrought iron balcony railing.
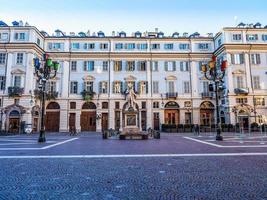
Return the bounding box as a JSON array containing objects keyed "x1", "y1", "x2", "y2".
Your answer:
[
  {"x1": 166, "y1": 92, "x2": 178, "y2": 99},
  {"x1": 8, "y1": 87, "x2": 24, "y2": 97},
  {"x1": 234, "y1": 88, "x2": 249, "y2": 95},
  {"x1": 201, "y1": 92, "x2": 214, "y2": 99}
]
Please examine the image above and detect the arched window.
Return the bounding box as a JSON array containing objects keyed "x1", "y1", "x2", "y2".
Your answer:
[
  {"x1": 82, "y1": 102, "x2": 96, "y2": 109},
  {"x1": 165, "y1": 101, "x2": 179, "y2": 109},
  {"x1": 46, "y1": 102, "x2": 60, "y2": 110}
]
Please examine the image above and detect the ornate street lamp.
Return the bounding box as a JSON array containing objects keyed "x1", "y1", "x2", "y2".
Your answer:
[
  {"x1": 201, "y1": 56, "x2": 227, "y2": 141},
  {"x1": 33, "y1": 54, "x2": 59, "y2": 142}
]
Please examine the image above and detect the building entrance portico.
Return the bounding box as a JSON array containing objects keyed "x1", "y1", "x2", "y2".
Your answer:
[{"x1": 164, "y1": 101, "x2": 180, "y2": 125}]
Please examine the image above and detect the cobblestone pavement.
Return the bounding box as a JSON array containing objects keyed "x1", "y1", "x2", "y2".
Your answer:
[{"x1": 0, "y1": 132, "x2": 266, "y2": 199}]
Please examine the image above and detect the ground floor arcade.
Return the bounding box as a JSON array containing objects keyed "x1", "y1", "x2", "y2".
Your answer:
[{"x1": 0, "y1": 96, "x2": 266, "y2": 133}]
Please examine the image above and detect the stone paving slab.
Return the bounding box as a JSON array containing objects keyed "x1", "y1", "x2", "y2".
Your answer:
[{"x1": 0, "y1": 156, "x2": 266, "y2": 199}]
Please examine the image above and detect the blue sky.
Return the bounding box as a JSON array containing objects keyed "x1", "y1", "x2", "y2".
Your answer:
[{"x1": 0, "y1": 0, "x2": 266, "y2": 36}]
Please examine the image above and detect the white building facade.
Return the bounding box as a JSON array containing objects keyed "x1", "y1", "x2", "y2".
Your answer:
[{"x1": 0, "y1": 22, "x2": 266, "y2": 133}]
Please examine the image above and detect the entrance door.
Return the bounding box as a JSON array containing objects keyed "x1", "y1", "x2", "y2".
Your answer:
[
  {"x1": 164, "y1": 110, "x2": 179, "y2": 125},
  {"x1": 80, "y1": 111, "x2": 96, "y2": 131},
  {"x1": 141, "y1": 111, "x2": 146, "y2": 131},
  {"x1": 153, "y1": 112, "x2": 160, "y2": 130},
  {"x1": 33, "y1": 118, "x2": 39, "y2": 132},
  {"x1": 69, "y1": 113, "x2": 76, "y2": 130},
  {"x1": 45, "y1": 112, "x2": 60, "y2": 132},
  {"x1": 9, "y1": 118, "x2": 20, "y2": 133},
  {"x1": 238, "y1": 116, "x2": 249, "y2": 130},
  {"x1": 101, "y1": 113, "x2": 108, "y2": 131}
]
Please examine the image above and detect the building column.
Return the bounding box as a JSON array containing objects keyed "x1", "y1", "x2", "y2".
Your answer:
[{"x1": 244, "y1": 53, "x2": 252, "y2": 91}]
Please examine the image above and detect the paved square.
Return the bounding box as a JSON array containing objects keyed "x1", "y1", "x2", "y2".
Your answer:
[{"x1": 0, "y1": 132, "x2": 266, "y2": 199}]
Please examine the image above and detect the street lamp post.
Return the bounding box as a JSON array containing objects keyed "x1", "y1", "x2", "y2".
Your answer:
[
  {"x1": 201, "y1": 56, "x2": 227, "y2": 141},
  {"x1": 33, "y1": 54, "x2": 59, "y2": 143}
]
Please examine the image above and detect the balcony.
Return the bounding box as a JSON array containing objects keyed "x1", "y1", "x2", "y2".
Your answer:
[
  {"x1": 234, "y1": 88, "x2": 249, "y2": 95},
  {"x1": 8, "y1": 87, "x2": 24, "y2": 97},
  {"x1": 166, "y1": 92, "x2": 178, "y2": 99},
  {"x1": 81, "y1": 90, "x2": 95, "y2": 101},
  {"x1": 201, "y1": 92, "x2": 214, "y2": 99},
  {"x1": 34, "y1": 89, "x2": 59, "y2": 100}
]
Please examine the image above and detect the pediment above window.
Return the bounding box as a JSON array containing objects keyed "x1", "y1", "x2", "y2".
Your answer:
[
  {"x1": 83, "y1": 75, "x2": 95, "y2": 81},
  {"x1": 232, "y1": 70, "x2": 245, "y2": 75},
  {"x1": 165, "y1": 75, "x2": 177, "y2": 80},
  {"x1": 11, "y1": 69, "x2": 25, "y2": 74},
  {"x1": 124, "y1": 75, "x2": 137, "y2": 81}
]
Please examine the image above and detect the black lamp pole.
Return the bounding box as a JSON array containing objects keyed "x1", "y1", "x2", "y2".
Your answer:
[
  {"x1": 201, "y1": 56, "x2": 227, "y2": 141},
  {"x1": 33, "y1": 54, "x2": 59, "y2": 143}
]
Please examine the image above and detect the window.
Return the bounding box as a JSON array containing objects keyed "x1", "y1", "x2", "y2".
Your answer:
[
  {"x1": 71, "y1": 43, "x2": 80, "y2": 49},
  {"x1": 236, "y1": 98, "x2": 247, "y2": 104},
  {"x1": 0, "y1": 33, "x2": 8, "y2": 40},
  {"x1": 47, "y1": 81, "x2": 56, "y2": 92},
  {"x1": 102, "y1": 102, "x2": 108, "y2": 109},
  {"x1": 125, "y1": 43, "x2": 135, "y2": 49},
  {"x1": 168, "y1": 81, "x2": 175, "y2": 93},
  {"x1": 37, "y1": 38, "x2": 41, "y2": 46},
  {"x1": 233, "y1": 34, "x2": 242, "y2": 41},
  {"x1": 262, "y1": 35, "x2": 267, "y2": 41},
  {"x1": 152, "y1": 61, "x2": 158, "y2": 71},
  {"x1": 102, "y1": 61, "x2": 108, "y2": 71},
  {"x1": 165, "y1": 61, "x2": 176, "y2": 71},
  {"x1": 70, "y1": 81, "x2": 78, "y2": 94},
  {"x1": 246, "y1": 34, "x2": 258, "y2": 41},
  {"x1": 236, "y1": 76, "x2": 244, "y2": 88},
  {"x1": 231, "y1": 54, "x2": 244, "y2": 64},
  {"x1": 151, "y1": 44, "x2": 160, "y2": 49},
  {"x1": 139, "y1": 81, "x2": 148, "y2": 94},
  {"x1": 16, "y1": 53, "x2": 23, "y2": 64},
  {"x1": 180, "y1": 61, "x2": 189, "y2": 71},
  {"x1": 0, "y1": 53, "x2": 6, "y2": 64},
  {"x1": 126, "y1": 81, "x2": 136, "y2": 91},
  {"x1": 153, "y1": 102, "x2": 159, "y2": 108},
  {"x1": 99, "y1": 81, "x2": 108, "y2": 93},
  {"x1": 253, "y1": 76, "x2": 261, "y2": 89},
  {"x1": 153, "y1": 81, "x2": 159, "y2": 93},
  {"x1": 84, "y1": 81, "x2": 94, "y2": 92},
  {"x1": 203, "y1": 81, "x2": 209, "y2": 93},
  {"x1": 164, "y1": 43, "x2": 173, "y2": 50},
  {"x1": 251, "y1": 54, "x2": 261, "y2": 64},
  {"x1": 71, "y1": 61, "x2": 77, "y2": 71},
  {"x1": 113, "y1": 81, "x2": 122, "y2": 93},
  {"x1": 142, "y1": 102, "x2": 146, "y2": 109},
  {"x1": 183, "y1": 81, "x2": 190, "y2": 93},
  {"x1": 14, "y1": 32, "x2": 26, "y2": 40},
  {"x1": 126, "y1": 61, "x2": 135, "y2": 71},
  {"x1": 137, "y1": 44, "x2": 148, "y2": 50},
  {"x1": 48, "y1": 43, "x2": 62, "y2": 50},
  {"x1": 114, "y1": 61, "x2": 122, "y2": 71},
  {"x1": 179, "y1": 43, "x2": 190, "y2": 50},
  {"x1": 70, "y1": 102, "x2": 76, "y2": 109},
  {"x1": 198, "y1": 43, "x2": 209, "y2": 50},
  {"x1": 0, "y1": 76, "x2": 5, "y2": 90},
  {"x1": 138, "y1": 61, "x2": 146, "y2": 71},
  {"x1": 217, "y1": 39, "x2": 222, "y2": 46},
  {"x1": 115, "y1": 102, "x2": 120, "y2": 109},
  {"x1": 84, "y1": 61, "x2": 94, "y2": 71},
  {"x1": 88, "y1": 43, "x2": 95, "y2": 49},
  {"x1": 115, "y1": 43, "x2": 123, "y2": 49},
  {"x1": 100, "y1": 43, "x2": 108, "y2": 49},
  {"x1": 254, "y1": 98, "x2": 265, "y2": 106}
]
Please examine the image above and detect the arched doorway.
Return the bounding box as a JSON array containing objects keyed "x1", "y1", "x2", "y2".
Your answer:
[
  {"x1": 80, "y1": 102, "x2": 96, "y2": 132},
  {"x1": 32, "y1": 106, "x2": 40, "y2": 132},
  {"x1": 8, "y1": 110, "x2": 20, "y2": 133},
  {"x1": 200, "y1": 101, "x2": 215, "y2": 126},
  {"x1": 238, "y1": 109, "x2": 249, "y2": 129},
  {"x1": 45, "y1": 102, "x2": 60, "y2": 132},
  {"x1": 164, "y1": 101, "x2": 179, "y2": 125}
]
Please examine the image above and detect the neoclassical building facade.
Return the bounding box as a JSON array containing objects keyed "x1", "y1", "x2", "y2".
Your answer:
[{"x1": 0, "y1": 21, "x2": 266, "y2": 133}]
